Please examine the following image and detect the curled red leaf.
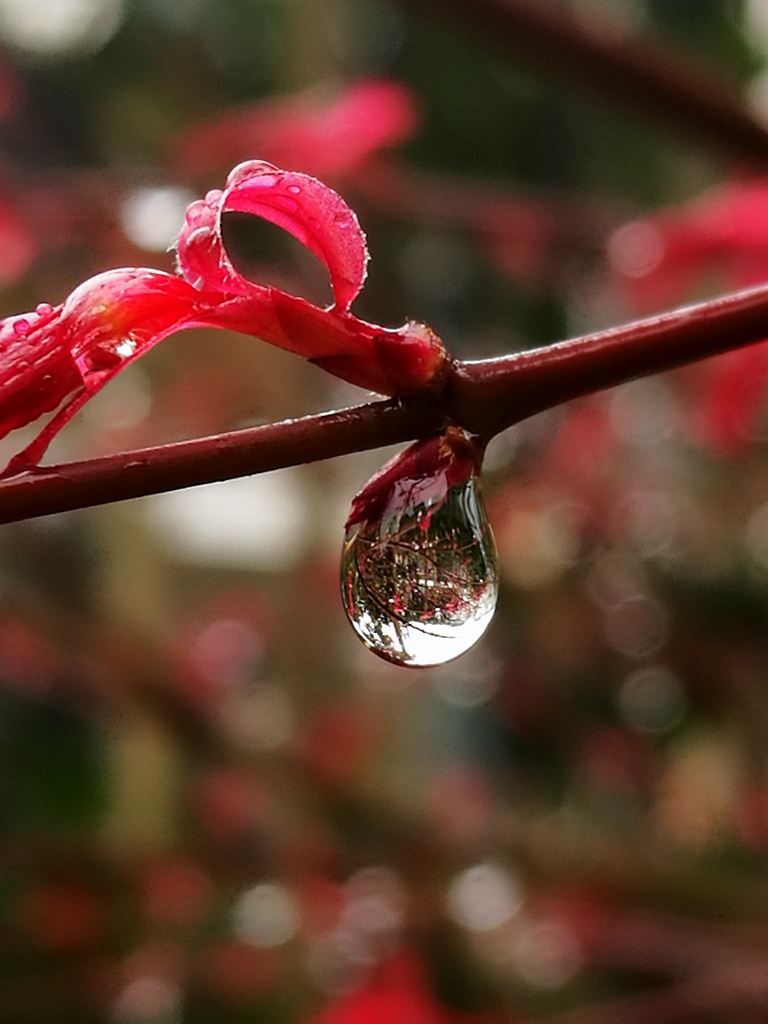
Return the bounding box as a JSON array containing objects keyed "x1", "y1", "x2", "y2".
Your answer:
[{"x1": 0, "y1": 161, "x2": 447, "y2": 475}]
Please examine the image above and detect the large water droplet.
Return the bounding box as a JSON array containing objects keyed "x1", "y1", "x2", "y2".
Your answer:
[{"x1": 341, "y1": 465, "x2": 498, "y2": 668}]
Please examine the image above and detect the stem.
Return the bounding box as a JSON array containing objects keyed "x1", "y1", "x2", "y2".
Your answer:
[
  {"x1": 402, "y1": 0, "x2": 768, "y2": 169},
  {"x1": 0, "y1": 401, "x2": 442, "y2": 524},
  {"x1": 449, "y1": 281, "x2": 768, "y2": 437},
  {"x1": 1, "y1": 282, "x2": 768, "y2": 523}
]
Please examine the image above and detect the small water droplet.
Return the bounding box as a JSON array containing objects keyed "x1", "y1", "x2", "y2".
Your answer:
[
  {"x1": 205, "y1": 188, "x2": 223, "y2": 205},
  {"x1": 287, "y1": 184, "x2": 301, "y2": 195},
  {"x1": 341, "y1": 445, "x2": 498, "y2": 668},
  {"x1": 36, "y1": 303, "x2": 54, "y2": 316},
  {"x1": 77, "y1": 336, "x2": 137, "y2": 376},
  {"x1": 13, "y1": 317, "x2": 29, "y2": 336},
  {"x1": 185, "y1": 199, "x2": 208, "y2": 226},
  {"x1": 114, "y1": 336, "x2": 137, "y2": 358}
]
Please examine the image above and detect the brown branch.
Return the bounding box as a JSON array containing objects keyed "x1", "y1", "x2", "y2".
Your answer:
[
  {"x1": 1, "y1": 282, "x2": 768, "y2": 524},
  {"x1": 401, "y1": 0, "x2": 768, "y2": 169}
]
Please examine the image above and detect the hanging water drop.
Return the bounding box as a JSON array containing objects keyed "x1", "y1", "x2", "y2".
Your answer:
[{"x1": 341, "y1": 429, "x2": 498, "y2": 668}]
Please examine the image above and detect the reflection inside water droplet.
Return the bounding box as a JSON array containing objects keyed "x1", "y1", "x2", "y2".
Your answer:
[{"x1": 341, "y1": 470, "x2": 498, "y2": 668}]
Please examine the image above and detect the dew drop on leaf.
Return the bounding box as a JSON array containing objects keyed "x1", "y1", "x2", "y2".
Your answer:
[
  {"x1": 75, "y1": 336, "x2": 137, "y2": 379},
  {"x1": 341, "y1": 459, "x2": 498, "y2": 668}
]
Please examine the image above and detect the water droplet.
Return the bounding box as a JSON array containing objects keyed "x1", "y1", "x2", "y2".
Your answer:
[
  {"x1": 35, "y1": 303, "x2": 54, "y2": 316},
  {"x1": 287, "y1": 184, "x2": 301, "y2": 195},
  {"x1": 13, "y1": 317, "x2": 29, "y2": 336},
  {"x1": 341, "y1": 441, "x2": 498, "y2": 668},
  {"x1": 76, "y1": 337, "x2": 137, "y2": 376},
  {"x1": 114, "y1": 336, "x2": 137, "y2": 358},
  {"x1": 185, "y1": 199, "x2": 208, "y2": 226}
]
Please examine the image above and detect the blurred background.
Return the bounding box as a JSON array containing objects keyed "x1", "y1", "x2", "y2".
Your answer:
[{"x1": 3, "y1": 0, "x2": 768, "y2": 1021}]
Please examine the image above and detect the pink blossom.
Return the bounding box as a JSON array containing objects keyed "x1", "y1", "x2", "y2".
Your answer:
[{"x1": 0, "y1": 160, "x2": 447, "y2": 475}]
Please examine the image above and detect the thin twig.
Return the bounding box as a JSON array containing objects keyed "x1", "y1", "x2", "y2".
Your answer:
[
  {"x1": 1, "y1": 282, "x2": 768, "y2": 523},
  {"x1": 401, "y1": 0, "x2": 768, "y2": 169}
]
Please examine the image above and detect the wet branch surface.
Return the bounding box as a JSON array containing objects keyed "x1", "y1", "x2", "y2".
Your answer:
[{"x1": 2, "y1": 281, "x2": 768, "y2": 523}]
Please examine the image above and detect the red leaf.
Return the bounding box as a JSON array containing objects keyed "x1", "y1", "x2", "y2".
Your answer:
[
  {"x1": 0, "y1": 162, "x2": 447, "y2": 475},
  {"x1": 176, "y1": 160, "x2": 368, "y2": 311}
]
